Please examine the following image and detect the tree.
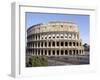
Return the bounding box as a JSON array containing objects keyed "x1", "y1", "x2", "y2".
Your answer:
[
  {"x1": 32, "y1": 56, "x2": 48, "y2": 67},
  {"x1": 26, "y1": 58, "x2": 32, "y2": 67},
  {"x1": 83, "y1": 43, "x2": 90, "y2": 51}
]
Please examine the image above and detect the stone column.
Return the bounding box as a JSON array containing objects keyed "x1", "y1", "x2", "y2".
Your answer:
[
  {"x1": 47, "y1": 41, "x2": 48, "y2": 48},
  {"x1": 40, "y1": 34, "x2": 41, "y2": 40},
  {"x1": 72, "y1": 49, "x2": 73, "y2": 56},
  {"x1": 59, "y1": 49, "x2": 61, "y2": 56},
  {"x1": 33, "y1": 49, "x2": 35, "y2": 56},
  {"x1": 68, "y1": 41, "x2": 69, "y2": 48},
  {"x1": 67, "y1": 50, "x2": 69, "y2": 56},
  {"x1": 43, "y1": 49, "x2": 45, "y2": 55},
  {"x1": 43, "y1": 41, "x2": 44, "y2": 48},
  {"x1": 47, "y1": 50, "x2": 48, "y2": 56},
  {"x1": 67, "y1": 33, "x2": 69, "y2": 39},
  {"x1": 64, "y1": 50, "x2": 65, "y2": 56},
  {"x1": 64, "y1": 41, "x2": 65, "y2": 48}
]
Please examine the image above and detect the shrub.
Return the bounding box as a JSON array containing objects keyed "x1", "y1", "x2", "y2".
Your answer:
[{"x1": 32, "y1": 56, "x2": 48, "y2": 67}]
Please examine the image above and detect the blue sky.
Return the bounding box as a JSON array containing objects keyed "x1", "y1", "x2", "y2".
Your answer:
[{"x1": 26, "y1": 12, "x2": 90, "y2": 44}]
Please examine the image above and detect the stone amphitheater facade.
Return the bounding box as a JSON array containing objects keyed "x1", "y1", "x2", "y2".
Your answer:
[{"x1": 26, "y1": 21, "x2": 84, "y2": 57}]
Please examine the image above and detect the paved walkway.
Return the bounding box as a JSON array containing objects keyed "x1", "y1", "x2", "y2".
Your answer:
[{"x1": 47, "y1": 55, "x2": 89, "y2": 66}]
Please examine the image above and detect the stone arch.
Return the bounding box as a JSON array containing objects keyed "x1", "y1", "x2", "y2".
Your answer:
[
  {"x1": 61, "y1": 50, "x2": 64, "y2": 55},
  {"x1": 69, "y1": 50, "x2": 72, "y2": 55},
  {"x1": 69, "y1": 42, "x2": 72, "y2": 46},
  {"x1": 65, "y1": 50, "x2": 68, "y2": 55}
]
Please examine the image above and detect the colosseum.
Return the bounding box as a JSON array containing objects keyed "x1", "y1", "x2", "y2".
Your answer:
[{"x1": 26, "y1": 21, "x2": 84, "y2": 57}]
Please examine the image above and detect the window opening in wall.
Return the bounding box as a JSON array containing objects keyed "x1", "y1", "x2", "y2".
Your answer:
[
  {"x1": 32, "y1": 43, "x2": 34, "y2": 47},
  {"x1": 69, "y1": 34, "x2": 72, "y2": 38},
  {"x1": 65, "y1": 50, "x2": 68, "y2": 55},
  {"x1": 45, "y1": 42, "x2": 47, "y2": 47},
  {"x1": 57, "y1": 50, "x2": 59, "y2": 55},
  {"x1": 57, "y1": 36, "x2": 59, "y2": 38},
  {"x1": 61, "y1": 42, "x2": 63, "y2": 46},
  {"x1": 65, "y1": 36, "x2": 67, "y2": 38},
  {"x1": 33, "y1": 49, "x2": 34, "y2": 55},
  {"x1": 53, "y1": 25, "x2": 55, "y2": 27},
  {"x1": 69, "y1": 50, "x2": 72, "y2": 55},
  {"x1": 45, "y1": 50, "x2": 47, "y2": 55},
  {"x1": 48, "y1": 50, "x2": 51, "y2": 55},
  {"x1": 61, "y1": 25, "x2": 63, "y2": 27},
  {"x1": 80, "y1": 42, "x2": 81, "y2": 46},
  {"x1": 73, "y1": 42, "x2": 75, "y2": 46},
  {"x1": 38, "y1": 50, "x2": 40, "y2": 55},
  {"x1": 38, "y1": 35, "x2": 40, "y2": 40},
  {"x1": 52, "y1": 42, "x2": 55, "y2": 46},
  {"x1": 36, "y1": 49, "x2": 37, "y2": 55},
  {"x1": 38, "y1": 42, "x2": 40, "y2": 47},
  {"x1": 49, "y1": 42, "x2": 51, "y2": 47},
  {"x1": 61, "y1": 50, "x2": 63, "y2": 55},
  {"x1": 65, "y1": 42, "x2": 68, "y2": 46},
  {"x1": 41, "y1": 50, "x2": 43, "y2": 55},
  {"x1": 76, "y1": 50, "x2": 78, "y2": 55},
  {"x1": 69, "y1": 42, "x2": 72, "y2": 46},
  {"x1": 49, "y1": 37, "x2": 51, "y2": 39},
  {"x1": 53, "y1": 50, "x2": 55, "y2": 55},
  {"x1": 53, "y1": 36, "x2": 55, "y2": 38},
  {"x1": 33, "y1": 35, "x2": 34, "y2": 39},
  {"x1": 73, "y1": 50, "x2": 75, "y2": 55},
  {"x1": 36, "y1": 35, "x2": 37, "y2": 40},
  {"x1": 61, "y1": 36, "x2": 64, "y2": 38},
  {"x1": 82, "y1": 50, "x2": 83, "y2": 53},
  {"x1": 45, "y1": 37, "x2": 47, "y2": 39},
  {"x1": 41, "y1": 42, "x2": 43, "y2": 47},
  {"x1": 57, "y1": 42, "x2": 59, "y2": 46},
  {"x1": 80, "y1": 50, "x2": 81, "y2": 54},
  {"x1": 35, "y1": 42, "x2": 37, "y2": 47},
  {"x1": 77, "y1": 42, "x2": 78, "y2": 46}
]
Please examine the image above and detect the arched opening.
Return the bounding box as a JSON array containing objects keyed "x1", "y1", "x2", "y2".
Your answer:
[
  {"x1": 41, "y1": 50, "x2": 43, "y2": 55},
  {"x1": 53, "y1": 50, "x2": 55, "y2": 55},
  {"x1": 69, "y1": 42, "x2": 72, "y2": 46},
  {"x1": 48, "y1": 50, "x2": 51, "y2": 55},
  {"x1": 65, "y1": 42, "x2": 68, "y2": 46},
  {"x1": 41, "y1": 42, "x2": 43, "y2": 47},
  {"x1": 33, "y1": 49, "x2": 34, "y2": 55},
  {"x1": 69, "y1": 50, "x2": 72, "y2": 55},
  {"x1": 61, "y1": 25, "x2": 63, "y2": 28},
  {"x1": 82, "y1": 50, "x2": 83, "y2": 53},
  {"x1": 38, "y1": 50, "x2": 40, "y2": 55},
  {"x1": 80, "y1": 50, "x2": 81, "y2": 54},
  {"x1": 48, "y1": 42, "x2": 51, "y2": 47},
  {"x1": 77, "y1": 42, "x2": 78, "y2": 46},
  {"x1": 38, "y1": 35, "x2": 40, "y2": 40},
  {"x1": 76, "y1": 50, "x2": 78, "y2": 55},
  {"x1": 35, "y1": 42, "x2": 37, "y2": 47},
  {"x1": 73, "y1": 50, "x2": 75, "y2": 55},
  {"x1": 61, "y1": 50, "x2": 64, "y2": 55},
  {"x1": 69, "y1": 34, "x2": 72, "y2": 38},
  {"x1": 38, "y1": 42, "x2": 40, "y2": 47},
  {"x1": 57, "y1": 42, "x2": 59, "y2": 46},
  {"x1": 61, "y1": 42, "x2": 64, "y2": 46},
  {"x1": 65, "y1": 50, "x2": 68, "y2": 55},
  {"x1": 57, "y1": 50, "x2": 59, "y2": 55},
  {"x1": 45, "y1": 42, "x2": 47, "y2": 47},
  {"x1": 36, "y1": 49, "x2": 37, "y2": 55},
  {"x1": 80, "y1": 42, "x2": 81, "y2": 46},
  {"x1": 32, "y1": 35, "x2": 35, "y2": 40},
  {"x1": 73, "y1": 42, "x2": 75, "y2": 46},
  {"x1": 52, "y1": 42, "x2": 55, "y2": 46},
  {"x1": 32, "y1": 43, "x2": 34, "y2": 48},
  {"x1": 45, "y1": 50, "x2": 47, "y2": 55}
]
